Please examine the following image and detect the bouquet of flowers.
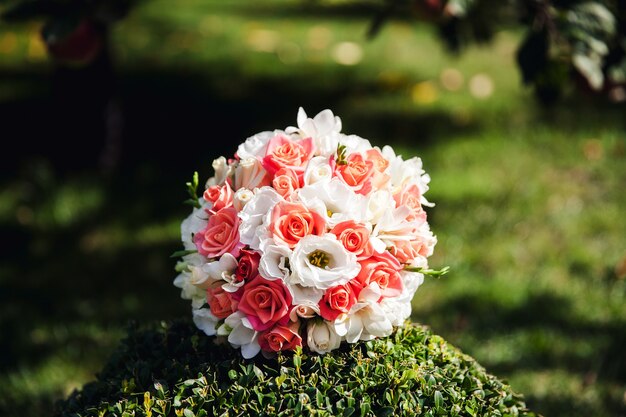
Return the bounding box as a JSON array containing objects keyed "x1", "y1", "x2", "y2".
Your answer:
[{"x1": 173, "y1": 108, "x2": 442, "y2": 358}]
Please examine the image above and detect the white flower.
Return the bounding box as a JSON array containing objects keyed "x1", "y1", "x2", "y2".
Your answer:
[
  {"x1": 238, "y1": 187, "x2": 283, "y2": 249},
  {"x1": 188, "y1": 253, "x2": 239, "y2": 291},
  {"x1": 206, "y1": 156, "x2": 234, "y2": 187},
  {"x1": 382, "y1": 145, "x2": 433, "y2": 206},
  {"x1": 335, "y1": 301, "x2": 393, "y2": 343},
  {"x1": 297, "y1": 178, "x2": 368, "y2": 227},
  {"x1": 366, "y1": 189, "x2": 395, "y2": 224},
  {"x1": 234, "y1": 158, "x2": 268, "y2": 190},
  {"x1": 173, "y1": 270, "x2": 206, "y2": 309},
  {"x1": 380, "y1": 297, "x2": 412, "y2": 327},
  {"x1": 192, "y1": 307, "x2": 219, "y2": 336},
  {"x1": 289, "y1": 302, "x2": 320, "y2": 321},
  {"x1": 236, "y1": 130, "x2": 277, "y2": 160},
  {"x1": 233, "y1": 188, "x2": 254, "y2": 211},
  {"x1": 401, "y1": 271, "x2": 425, "y2": 295},
  {"x1": 220, "y1": 312, "x2": 261, "y2": 359},
  {"x1": 286, "y1": 108, "x2": 342, "y2": 157},
  {"x1": 303, "y1": 156, "x2": 333, "y2": 185},
  {"x1": 307, "y1": 320, "x2": 341, "y2": 354},
  {"x1": 339, "y1": 134, "x2": 373, "y2": 155},
  {"x1": 289, "y1": 234, "x2": 360, "y2": 290},
  {"x1": 180, "y1": 205, "x2": 208, "y2": 250},
  {"x1": 372, "y1": 206, "x2": 418, "y2": 243},
  {"x1": 288, "y1": 283, "x2": 324, "y2": 306},
  {"x1": 258, "y1": 243, "x2": 292, "y2": 281},
  {"x1": 334, "y1": 284, "x2": 393, "y2": 343}
]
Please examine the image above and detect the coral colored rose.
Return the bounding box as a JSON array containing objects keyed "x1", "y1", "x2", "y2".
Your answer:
[
  {"x1": 203, "y1": 183, "x2": 234, "y2": 214},
  {"x1": 335, "y1": 153, "x2": 375, "y2": 195},
  {"x1": 365, "y1": 148, "x2": 390, "y2": 189},
  {"x1": 194, "y1": 207, "x2": 242, "y2": 258},
  {"x1": 238, "y1": 275, "x2": 292, "y2": 331},
  {"x1": 394, "y1": 184, "x2": 426, "y2": 223},
  {"x1": 235, "y1": 249, "x2": 261, "y2": 283},
  {"x1": 262, "y1": 134, "x2": 315, "y2": 175},
  {"x1": 330, "y1": 220, "x2": 374, "y2": 260},
  {"x1": 207, "y1": 285, "x2": 236, "y2": 319},
  {"x1": 387, "y1": 240, "x2": 419, "y2": 264},
  {"x1": 258, "y1": 323, "x2": 302, "y2": 353},
  {"x1": 270, "y1": 202, "x2": 325, "y2": 248},
  {"x1": 352, "y1": 252, "x2": 403, "y2": 299},
  {"x1": 319, "y1": 283, "x2": 358, "y2": 321},
  {"x1": 272, "y1": 167, "x2": 300, "y2": 199}
]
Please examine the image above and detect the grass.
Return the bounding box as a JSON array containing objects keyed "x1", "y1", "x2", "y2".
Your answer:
[{"x1": 0, "y1": 0, "x2": 625, "y2": 416}]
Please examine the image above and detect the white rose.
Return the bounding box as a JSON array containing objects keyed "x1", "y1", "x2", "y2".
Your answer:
[
  {"x1": 233, "y1": 188, "x2": 254, "y2": 211},
  {"x1": 206, "y1": 156, "x2": 234, "y2": 187},
  {"x1": 289, "y1": 302, "x2": 320, "y2": 321},
  {"x1": 303, "y1": 156, "x2": 333, "y2": 185},
  {"x1": 289, "y1": 234, "x2": 360, "y2": 290},
  {"x1": 237, "y1": 130, "x2": 284, "y2": 160},
  {"x1": 307, "y1": 320, "x2": 341, "y2": 354},
  {"x1": 238, "y1": 187, "x2": 283, "y2": 249},
  {"x1": 192, "y1": 307, "x2": 219, "y2": 336},
  {"x1": 297, "y1": 178, "x2": 367, "y2": 227}
]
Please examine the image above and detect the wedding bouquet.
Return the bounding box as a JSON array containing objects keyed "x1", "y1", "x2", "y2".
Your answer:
[{"x1": 173, "y1": 108, "x2": 440, "y2": 358}]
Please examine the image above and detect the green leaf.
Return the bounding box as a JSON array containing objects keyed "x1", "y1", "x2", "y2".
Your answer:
[
  {"x1": 170, "y1": 249, "x2": 197, "y2": 258},
  {"x1": 185, "y1": 171, "x2": 201, "y2": 208},
  {"x1": 403, "y1": 266, "x2": 450, "y2": 277},
  {"x1": 434, "y1": 390, "x2": 444, "y2": 409}
]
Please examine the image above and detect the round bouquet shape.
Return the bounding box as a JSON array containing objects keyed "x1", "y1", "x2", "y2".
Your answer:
[{"x1": 173, "y1": 108, "x2": 439, "y2": 358}]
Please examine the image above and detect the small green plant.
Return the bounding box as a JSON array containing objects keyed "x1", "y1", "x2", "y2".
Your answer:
[{"x1": 55, "y1": 320, "x2": 536, "y2": 416}]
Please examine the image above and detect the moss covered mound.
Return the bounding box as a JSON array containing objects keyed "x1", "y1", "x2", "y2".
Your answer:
[{"x1": 55, "y1": 321, "x2": 536, "y2": 416}]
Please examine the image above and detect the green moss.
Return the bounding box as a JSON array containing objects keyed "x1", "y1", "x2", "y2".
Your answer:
[{"x1": 55, "y1": 321, "x2": 536, "y2": 417}]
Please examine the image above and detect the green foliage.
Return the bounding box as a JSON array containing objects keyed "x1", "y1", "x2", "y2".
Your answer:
[
  {"x1": 55, "y1": 321, "x2": 536, "y2": 417},
  {"x1": 184, "y1": 171, "x2": 201, "y2": 209},
  {"x1": 370, "y1": 0, "x2": 626, "y2": 102}
]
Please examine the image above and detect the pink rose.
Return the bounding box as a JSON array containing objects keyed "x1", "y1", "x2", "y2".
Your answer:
[
  {"x1": 203, "y1": 183, "x2": 234, "y2": 214},
  {"x1": 393, "y1": 184, "x2": 426, "y2": 223},
  {"x1": 270, "y1": 201, "x2": 325, "y2": 248},
  {"x1": 335, "y1": 153, "x2": 375, "y2": 195},
  {"x1": 194, "y1": 207, "x2": 242, "y2": 258},
  {"x1": 319, "y1": 283, "x2": 358, "y2": 321},
  {"x1": 238, "y1": 275, "x2": 292, "y2": 331},
  {"x1": 207, "y1": 285, "x2": 236, "y2": 319},
  {"x1": 262, "y1": 134, "x2": 315, "y2": 175},
  {"x1": 352, "y1": 252, "x2": 403, "y2": 299},
  {"x1": 272, "y1": 167, "x2": 301, "y2": 199},
  {"x1": 330, "y1": 220, "x2": 374, "y2": 260},
  {"x1": 258, "y1": 323, "x2": 302, "y2": 353},
  {"x1": 235, "y1": 249, "x2": 261, "y2": 283},
  {"x1": 387, "y1": 237, "x2": 432, "y2": 264}
]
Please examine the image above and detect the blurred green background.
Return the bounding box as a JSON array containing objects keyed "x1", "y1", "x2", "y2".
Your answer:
[{"x1": 0, "y1": 1, "x2": 625, "y2": 416}]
